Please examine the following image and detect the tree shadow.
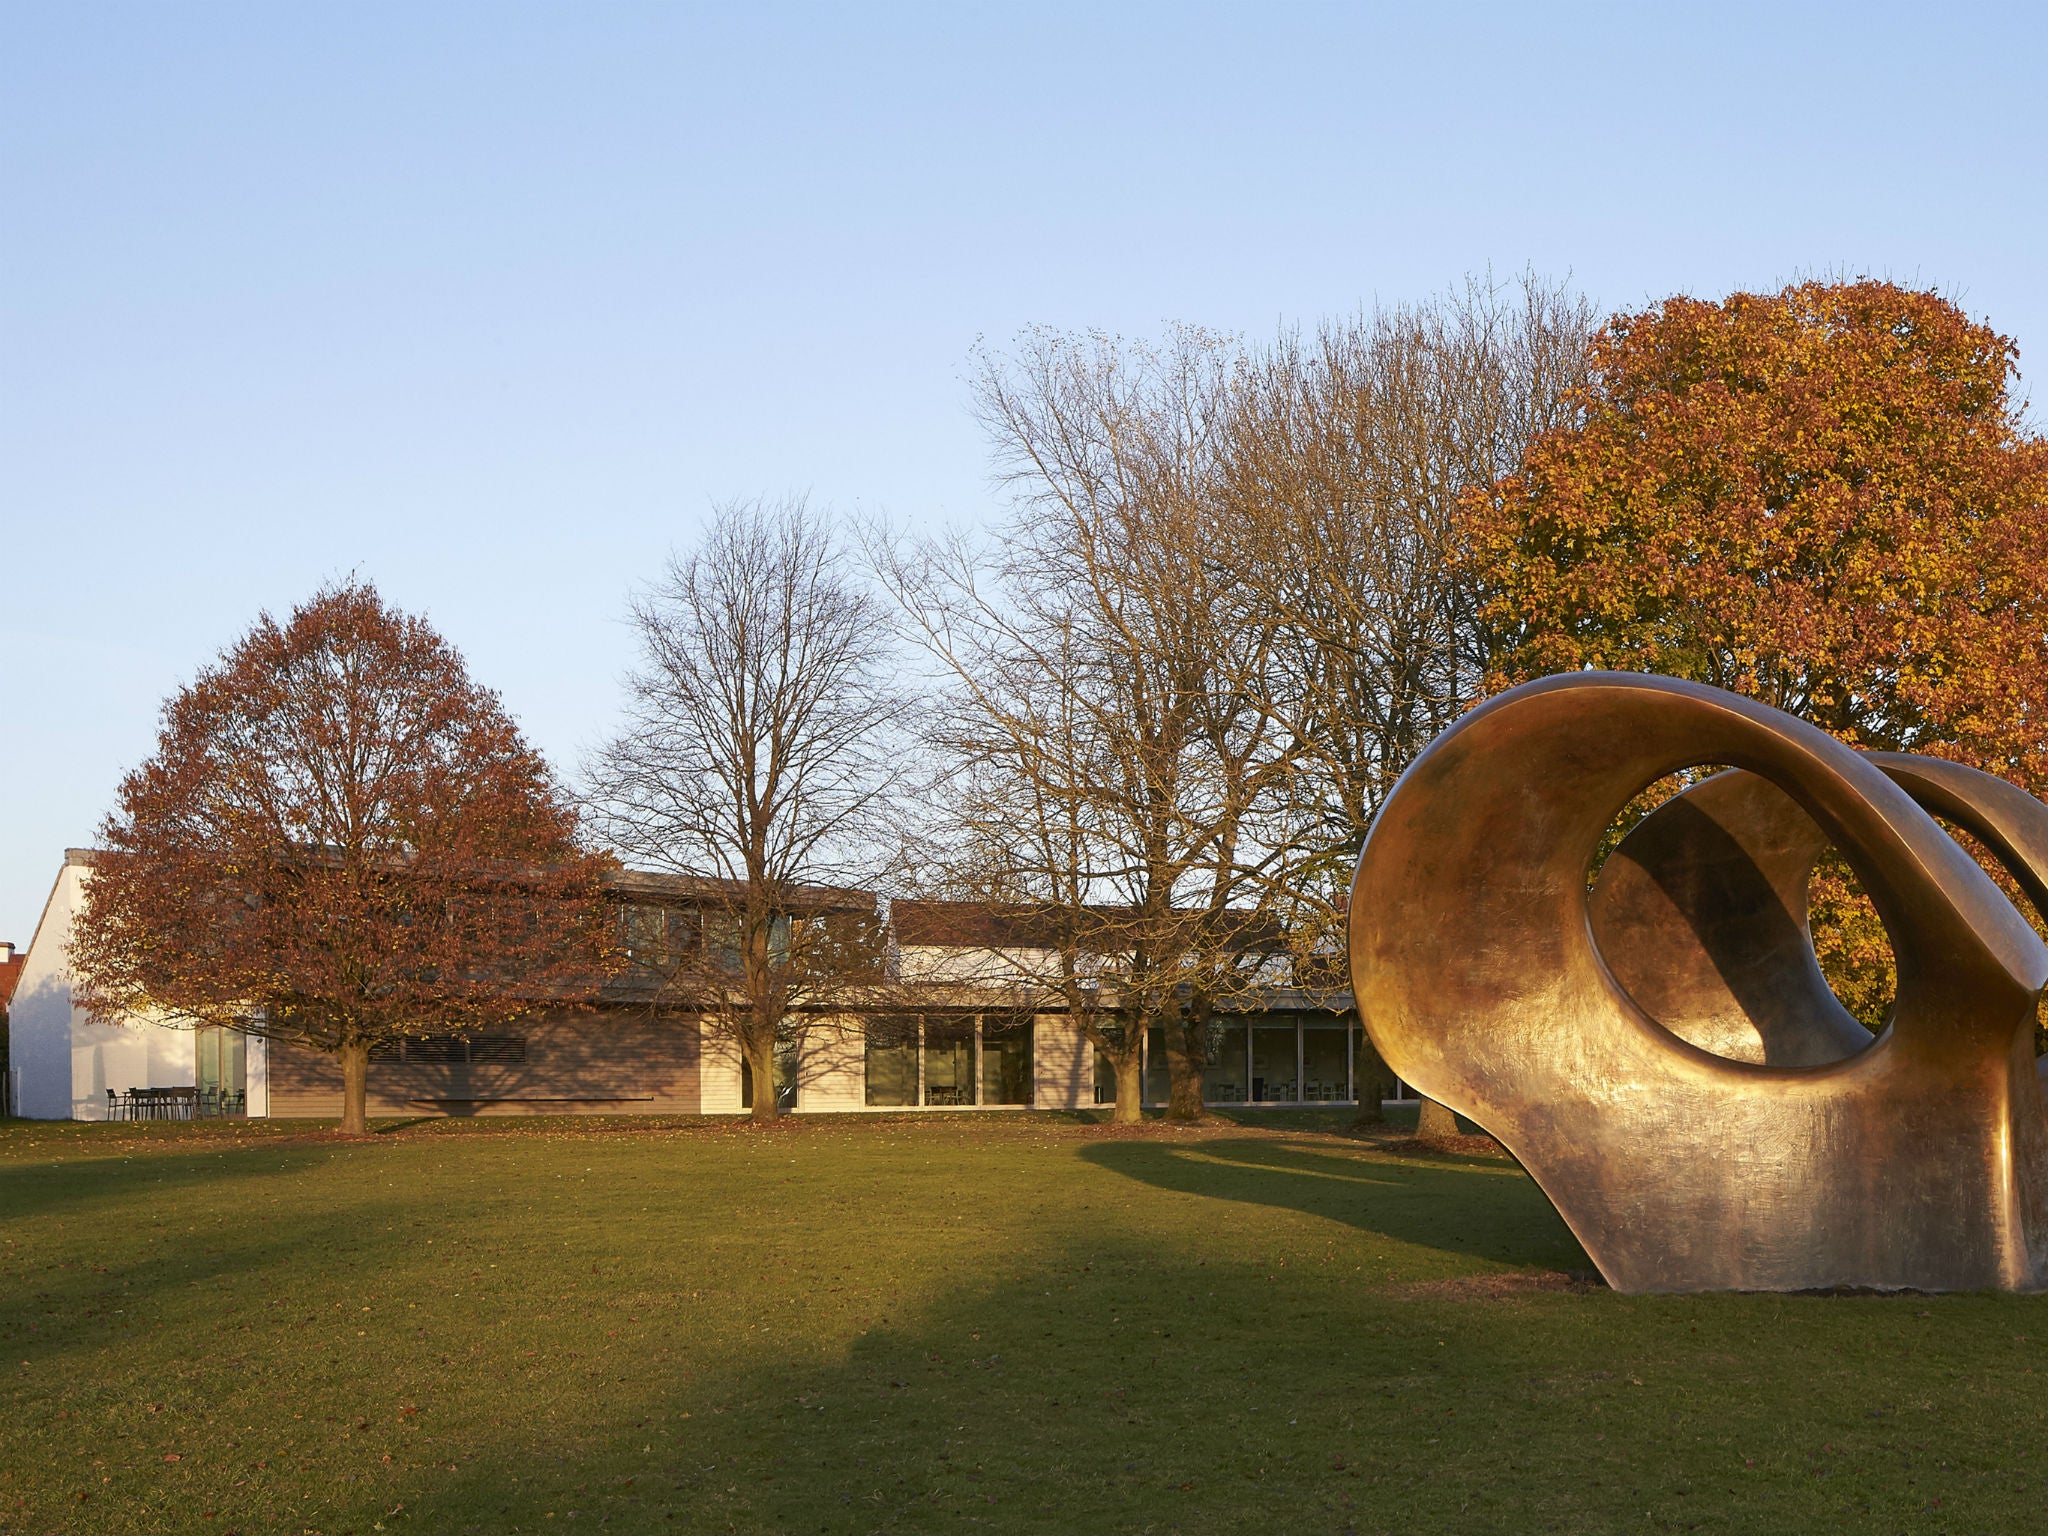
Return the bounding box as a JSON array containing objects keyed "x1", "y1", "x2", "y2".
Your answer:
[
  {"x1": 276, "y1": 1225, "x2": 1617, "y2": 1536},
  {"x1": 11, "y1": 1127, "x2": 2025, "y2": 1536},
  {"x1": 0, "y1": 1140, "x2": 339, "y2": 1224},
  {"x1": 1078, "y1": 1137, "x2": 1587, "y2": 1271}
]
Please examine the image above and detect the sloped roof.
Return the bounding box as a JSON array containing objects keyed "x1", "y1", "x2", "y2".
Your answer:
[
  {"x1": 890, "y1": 899, "x2": 1285, "y2": 953},
  {"x1": 606, "y1": 868, "x2": 875, "y2": 912}
]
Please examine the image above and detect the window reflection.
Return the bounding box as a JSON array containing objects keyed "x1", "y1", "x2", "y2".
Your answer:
[
  {"x1": 195, "y1": 1026, "x2": 247, "y2": 1116},
  {"x1": 865, "y1": 1015, "x2": 918, "y2": 1107},
  {"x1": 1143, "y1": 1027, "x2": 1169, "y2": 1105},
  {"x1": 923, "y1": 1019, "x2": 974, "y2": 1106},
  {"x1": 1093, "y1": 1047, "x2": 1118, "y2": 1105},
  {"x1": 980, "y1": 1019, "x2": 1033, "y2": 1105},
  {"x1": 1251, "y1": 1023, "x2": 1297, "y2": 1103},
  {"x1": 1202, "y1": 1023, "x2": 1248, "y2": 1103},
  {"x1": 740, "y1": 1040, "x2": 799, "y2": 1111},
  {"x1": 1302, "y1": 1025, "x2": 1348, "y2": 1102},
  {"x1": 853, "y1": 1011, "x2": 1365, "y2": 1111}
]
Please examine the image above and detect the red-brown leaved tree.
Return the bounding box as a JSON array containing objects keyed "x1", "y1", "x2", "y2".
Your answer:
[
  {"x1": 69, "y1": 582, "x2": 616, "y2": 1133},
  {"x1": 1459, "y1": 279, "x2": 2048, "y2": 1022}
]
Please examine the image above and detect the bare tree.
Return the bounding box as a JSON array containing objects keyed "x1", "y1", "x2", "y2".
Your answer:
[
  {"x1": 883, "y1": 284, "x2": 1592, "y2": 1132},
  {"x1": 584, "y1": 496, "x2": 905, "y2": 1122},
  {"x1": 877, "y1": 328, "x2": 1305, "y2": 1123},
  {"x1": 1227, "y1": 273, "x2": 1594, "y2": 882},
  {"x1": 1221, "y1": 272, "x2": 1595, "y2": 1132}
]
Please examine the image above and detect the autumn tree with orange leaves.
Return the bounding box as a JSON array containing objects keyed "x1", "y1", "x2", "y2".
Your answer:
[
  {"x1": 70, "y1": 583, "x2": 616, "y2": 1133},
  {"x1": 1460, "y1": 279, "x2": 2048, "y2": 1021}
]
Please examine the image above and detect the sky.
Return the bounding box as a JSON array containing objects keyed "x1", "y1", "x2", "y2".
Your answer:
[{"x1": 4, "y1": 1, "x2": 2046, "y2": 939}]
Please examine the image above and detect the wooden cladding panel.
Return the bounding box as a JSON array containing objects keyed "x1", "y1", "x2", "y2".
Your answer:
[
  {"x1": 265, "y1": 1012, "x2": 702, "y2": 1118},
  {"x1": 1033, "y1": 1014, "x2": 1092, "y2": 1110}
]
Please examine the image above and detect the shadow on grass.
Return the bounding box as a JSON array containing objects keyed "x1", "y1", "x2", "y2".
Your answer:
[
  {"x1": 1078, "y1": 1137, "x2": 1588, "y2": 1272},
  {"x1": 12, "y1": 1128, "x2": 2042, "y2": 1536},
  {"x1": 314, "y1": 1228, "x2": 1616, "y2": 1536},
  {"x1": 0, "y1": 1139, "x2": 345, "y2": 1224}
]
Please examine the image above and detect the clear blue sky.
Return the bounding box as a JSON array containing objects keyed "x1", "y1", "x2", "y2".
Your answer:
[{"x1": 4, "y1": 2, "x2": 2045, "y2": 939}]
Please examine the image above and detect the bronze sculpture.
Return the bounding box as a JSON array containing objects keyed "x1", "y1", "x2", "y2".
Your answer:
[{"x1": 1348, "y1": 672, "x2": 2048, "y2": 1293}]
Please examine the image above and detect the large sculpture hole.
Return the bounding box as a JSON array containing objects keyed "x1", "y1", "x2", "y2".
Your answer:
[
  {"x1": 1805, "y1": 851, "x2": 1896, "y2": 1032},
  {"x1": 1587, "y1": 769, "x2": 1725, "y2": 891},
  {"x1": 1588, "y1": 765, "x2": 1879, "y2": 1068}
]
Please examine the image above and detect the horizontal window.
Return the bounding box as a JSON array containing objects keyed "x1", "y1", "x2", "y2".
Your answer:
[
  {"x1": 368, "y1": 1034, "x2": 528, "y2": 1065},
  {"x1": 867, "y1": 1014, "x2": 1033, "y2": 1107}
]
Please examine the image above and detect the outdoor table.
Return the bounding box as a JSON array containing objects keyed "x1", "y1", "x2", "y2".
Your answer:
[{"x1": 129, "y1": 1087, "x2": 200, "y2": 1121}]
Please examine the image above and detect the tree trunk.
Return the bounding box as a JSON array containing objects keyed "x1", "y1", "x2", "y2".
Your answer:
[
  {"x1": 338, "y1": 1038, "x2": 370, "y2": 1135},
  {"x1": 1415, "y1": 1095, "x2": 1460, "y2": 1142},
  {"x1": 1110, "y1": 1048, "x2": 1143, "y2": 1125},
  {"x1": 1162, "y1": 1023, "x2": 1205, "y2": 1123},
  {"x1": 744, "y1": 1033, "x2": 781, "y2": 1124}
]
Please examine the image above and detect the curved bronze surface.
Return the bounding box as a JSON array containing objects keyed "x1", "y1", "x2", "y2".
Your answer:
[
  {"x1": 1591, "y1": 769, "x2": 1872, "y2": 1068},
  {"x1": 1593, "y1": 754, "x2": 2048, "y2": 1077},
  {"x1": 1349, "y1": 672, "x2": 2048, "y2": 1293}
]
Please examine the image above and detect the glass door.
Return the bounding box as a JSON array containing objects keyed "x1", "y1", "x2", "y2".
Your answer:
[
  {"x1": 1250, "y1": 1023, "x2": 1297, "y2": 1103},
  {"x1": 923, "y1": 1020, "x2": 975, "y2": 1105},
  {"x1": 194, "y1": 1027, "x2": 247, "y2": 1116},
  {"x1": 979, "y1": 1018, "x2": 1034, "y2": 1104}
]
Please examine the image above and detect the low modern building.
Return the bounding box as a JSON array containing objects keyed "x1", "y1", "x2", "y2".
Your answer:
[{"x1": 9, "y1": 851, "x2": 1375, "y2": 1120}]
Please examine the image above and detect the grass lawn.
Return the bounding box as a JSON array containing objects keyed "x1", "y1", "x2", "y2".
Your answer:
[{"x1": 2, "y1": 1110, "x2": 2044, "y2": 1535}]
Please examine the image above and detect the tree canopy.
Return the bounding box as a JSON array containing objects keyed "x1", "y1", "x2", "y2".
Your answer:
[
  {"x1": 1460, "y1": 280, "x2": 2048, "y2": 1025},
  {"x1": 583, "y1": 497, "x2": 905, "y2": 1121},
  {"x1": 70, "y1": 581, "x2": 615, "y2": 1133},
  {"x1": 1461, "y1": 279, "x2": 2048, "y2": 783}
]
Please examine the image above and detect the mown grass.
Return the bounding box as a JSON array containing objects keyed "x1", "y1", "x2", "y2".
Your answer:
[{"x1": 1, "y1": 1109, "x2": 2044, "y2": 1535}]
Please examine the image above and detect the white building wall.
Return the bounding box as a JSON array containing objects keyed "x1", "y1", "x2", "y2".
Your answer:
[
  {"x1": 898, "y1": 943, "x2": 1065, "y2": 985},
  {"x1": 1033, "y1": 1013, "x2": 1092, "y2": 1109},
  {"x1": 246, "y1": 1036, "x2": 270, "y2": 1117},
  {"x1": 9, "y1": 852, "x2": 266, "y2": 1120},
  {"x1": 797, "y1": 1019, "x2": 865, "y2": 1111},
  {"x1": 700, "y1": 1027, "x2": 744, "y2": 1114},
  {"x1": 9, "y1": 860, "x2": 85, "y2": 1120},
  {"x1": 698, "y1": 1019, "x2": 865, "y2": 1114},
  {"x1": 75, "y1": 1009, "x2": 192, "y2": 1120}
]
